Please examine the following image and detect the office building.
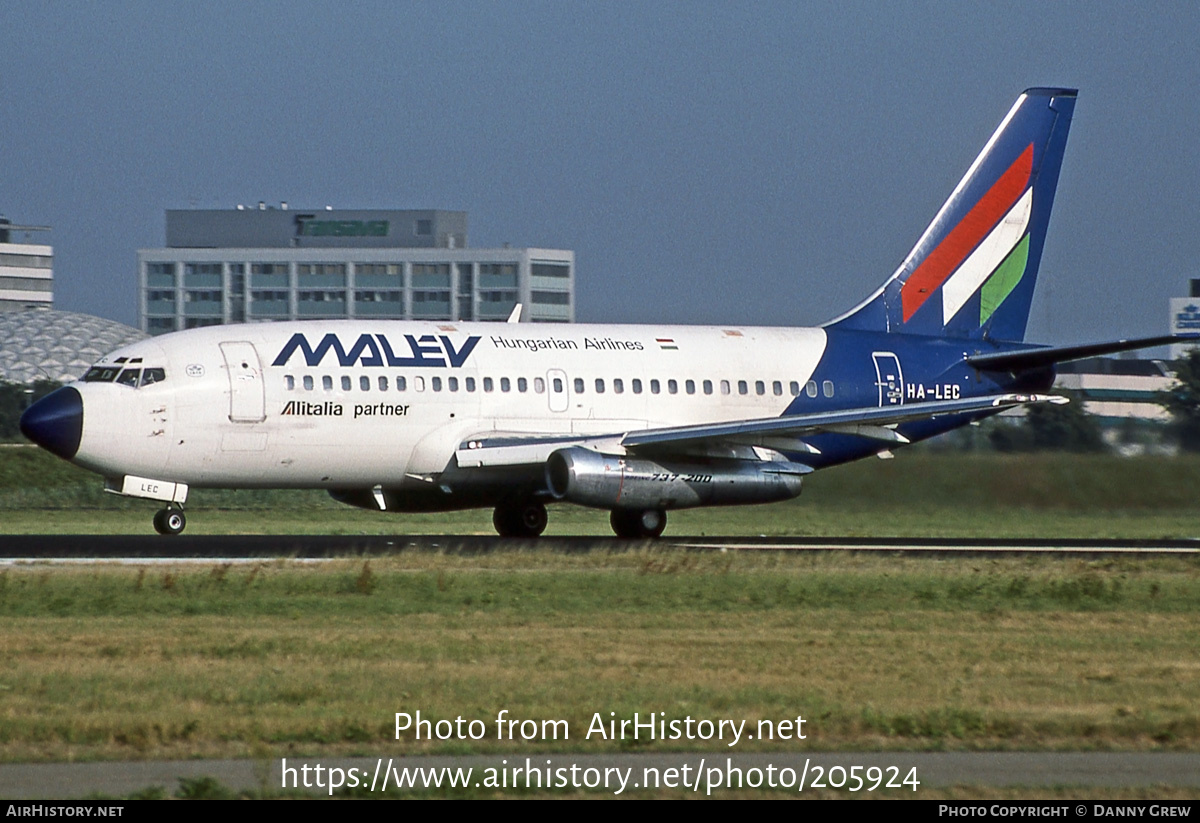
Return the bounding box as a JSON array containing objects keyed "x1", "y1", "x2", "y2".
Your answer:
[
  {"x1": 138, "y1": 206, "x2": 573, "y2": 335},
  {"x1": 0, "y1": 216, "x2": 53, "y2": 312}
]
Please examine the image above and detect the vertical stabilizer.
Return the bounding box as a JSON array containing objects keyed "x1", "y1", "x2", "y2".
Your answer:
[{"x1": 826, "y1": 88, "x2": 1076, "y2": 342}]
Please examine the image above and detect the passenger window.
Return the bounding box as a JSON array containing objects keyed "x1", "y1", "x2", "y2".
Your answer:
[
  {"x1": 595, "y1": 378, "x2": 605, "y2": 394},
  {"x1": 720, "y1": 380, "x2": 730, "y2": 395},
  {"x1": 668, "y1": 379, "x2": 678, "y2": 395},
  {"x1": 116, "y1": 369, "x2": 141, "y2": 387},
  {"x1": 448, "y1": 377, "x2": 458, "y2": 392},
  {"x1": 140, "y1": 368, "x2": 166, "y2": 387},
  {"x1": 614, "y1": 378, "x2": 624, "y2": 394},
  {"x1": 466, "y1": 377, "x2": 476, "y2": 392},
  {"x1": 755, "y1": 380, "x2": 765, "y2": 395},
  {"x1": 789, "y1": 381, "x2": 800, "y2": 396},
  {"x1": 650, "y1": 379, "x2": 660, "y2": 394},
  {"x1": 397, "y1": 376, "x2": 407, "y2": 391},
  {"x1": 501, "y1": 377, "x2": 511, "y2": 392},
  {"x1": 553, "y1": 377, "x2": 563, "y2": 392},
  {"x1": 342, "y1": 376, "x2": 352, "y2": 391},
  {"x1": 574, "y1": 377, "x2": 584, "y2": 393},
  {"x1": 686, "y1": 379, "x2": 695, "y2": 395},
  {"x1": 304, "y1": 375, "x2": 314, "y2": 391},
  {"x1": 534, "y1": 377, "x2": 545, "y2": 393},
  {"x1": 484, "y1": 377, "x2": 494, "y2": 392},
  {"x1": 517, "y1": 377, "x2": 527, "y2": 392},
  {"x1": 379, "y1": 376, "x2": 388, "y2": 391},
  {"x1": 823, "y1": 380, "x2": 834, "y2": 398},
  {"x1": 414, "y1": 376, "x2": 425, "y2": 392},
  {"x1": 806, "y1": 381, "x2": 818, "y2": 398},
  {"x1": 632, "y1": 378, "x2": 642, "y2": 394},
  {"x1": 323, "y1": 375, "x2": 333, "y2": 391},
  {"x1": 432, "y1": 377, "x2": 442, "y2": 392},
  {"x1": 285, "y1": 375, "x2": 295, "y2": 390},
  {"x1": 773, "y1": 381, "x2": 783, "y2": 396},
  {"x1": 703, "y1": 379, "x2": 713, "y2": 395},
  {"x1": 360, "y1": 376, "x2": 369, "y2": 391},
  {"x1": 738, "y1": 380, "x2": 748, "y2": 395}
]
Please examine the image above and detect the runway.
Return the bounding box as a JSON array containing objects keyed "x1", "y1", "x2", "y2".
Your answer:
[{"x1": 1, "y1": 533, "x2": 1199, "y2": 561}]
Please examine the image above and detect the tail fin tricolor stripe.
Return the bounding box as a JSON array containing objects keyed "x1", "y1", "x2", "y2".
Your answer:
[
  {"x1": 940, "y1": 185, "x2": 1032, "y2": 325},
  {"x1": 825, "y1": 88, "x2": 1076, "y2": 343},
  {"x1": 901, "y1": 143, "x2": 1032, "y2": 322}
]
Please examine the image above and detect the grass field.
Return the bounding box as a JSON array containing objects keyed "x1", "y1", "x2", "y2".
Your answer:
[{"x1": 2, "y1": 551, "x2": 1199, "y2": 765}]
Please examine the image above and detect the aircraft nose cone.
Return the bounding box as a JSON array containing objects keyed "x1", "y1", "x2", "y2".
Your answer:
[{"x1": 19, "y1": 387, "x2": 83, "y2": 460}]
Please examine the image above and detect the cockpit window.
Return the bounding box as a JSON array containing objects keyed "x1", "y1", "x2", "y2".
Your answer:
[
  {"x1": 82, "y1": 365, "x2": 166, "y2": 386},
  {"x1": 141, "y1": 368, "x2": 166, "y2": 386},
  {"x1": 116, "y1": 369, "x2": 141, "y2": 387},
  {"x1": 83, "y1": 366, "x2": 120, "y2": 382}
]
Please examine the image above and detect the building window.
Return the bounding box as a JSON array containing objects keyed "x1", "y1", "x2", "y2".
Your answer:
[
  {"x1": 531, "y1": 263, "x2": 569, "y2": 278},
  {"x1": 531, "y1": 290, "x2": 570, "y2": 305},
  {"x1": 412, "y1": 263, "x2": 450, "y2": 288},
  {"x1": 415, "y1": 219, "x2": 432, "y2": 236}
]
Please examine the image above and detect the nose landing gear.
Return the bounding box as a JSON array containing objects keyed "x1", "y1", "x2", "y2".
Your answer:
[{"x1": 153, "y1": 507, "x2": 186, "y2": 536}]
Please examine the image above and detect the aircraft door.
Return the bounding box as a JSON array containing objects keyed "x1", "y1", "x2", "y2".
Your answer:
[
  {"x1": 220, "y1": 341, "x2": 267, "y2": 423},
  {"x1": 871, "y1": 352, "x2": 905, "y2": 407},
  {"x1": 547, "y1": 368, "x2": 569, "y2": 413}
]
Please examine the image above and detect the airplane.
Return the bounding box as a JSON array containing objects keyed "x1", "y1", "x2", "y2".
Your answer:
[{"x1": 19, "y1": 88, "x2": 1194, "y2": 538}]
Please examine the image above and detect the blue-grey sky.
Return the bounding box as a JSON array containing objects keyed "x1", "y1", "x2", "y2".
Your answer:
[{"x1": 4, "y1": 2, "x2": 1199, "y2": 344}]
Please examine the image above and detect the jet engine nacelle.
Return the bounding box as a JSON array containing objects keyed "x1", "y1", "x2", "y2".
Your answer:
[{"x1": 545, "y1": 446, "x2": 804, "y2": 510}]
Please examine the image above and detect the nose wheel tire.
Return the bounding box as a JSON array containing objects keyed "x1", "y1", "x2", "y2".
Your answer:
[
  {"x1": 493, "y1": 500, "x2": 548, "y2": 538},
  {"x1": 610, "y1": 508, "x2": 666, "y2": 539},
  {"x1": 153, "y1": 508, "x2": 186, "y2": 536}
]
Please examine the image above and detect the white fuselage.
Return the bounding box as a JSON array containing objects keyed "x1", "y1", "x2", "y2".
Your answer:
[{"x1": 71, "y1": 321, "x2": 830, "y2": 490}]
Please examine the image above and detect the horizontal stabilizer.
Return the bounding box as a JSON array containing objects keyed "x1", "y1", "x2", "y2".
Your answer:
[{"x1": 966, "y1": 334, "x2": 1198, "y2": 372}]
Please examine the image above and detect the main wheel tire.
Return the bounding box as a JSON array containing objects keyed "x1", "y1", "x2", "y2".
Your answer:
[
  {"x1": 493, "y1": 500, "x2": 547, "y2": 538},
  {"x1": 610, "y1": 508, "x2": 666, "y2": 539},
  {"x1": 153, "y1": 508, "x2": 186, "y2": 536}
]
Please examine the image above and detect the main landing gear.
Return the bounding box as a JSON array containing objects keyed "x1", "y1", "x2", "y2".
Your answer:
[
  {"x1": 153, "y1": 507, "x2": 186, "y2": 536},
  {"x1": 492, "y1": 499, "x2": 548, "y2": 538},
  {"x1": 610, "y1": 508, "x2": 667, "y2": 539}
]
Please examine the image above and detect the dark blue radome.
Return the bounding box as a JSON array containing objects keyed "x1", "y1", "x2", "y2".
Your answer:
[{"x1": 19, "y1": 386, "x2": 83, "y2": 460}]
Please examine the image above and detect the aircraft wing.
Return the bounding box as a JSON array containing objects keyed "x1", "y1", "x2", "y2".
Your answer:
[{"x1": 456, "y1": 393, "x2": 1063, "y2": 467}]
